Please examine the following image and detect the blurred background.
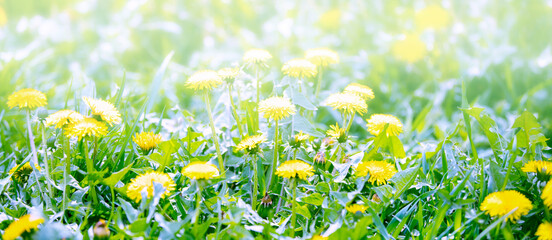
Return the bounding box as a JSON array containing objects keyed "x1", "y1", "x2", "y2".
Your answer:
[{"x1": 1, "y1": 0, "x2": 552, "y2": 150}]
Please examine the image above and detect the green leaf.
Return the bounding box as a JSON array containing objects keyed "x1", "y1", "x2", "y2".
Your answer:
[
  {"x1": 102, "y1": 163, "x2": 134, "y2": 187},
  {"x1": 296, "y1": 204, "x2": 312, "y2": 219},
  {"x1": 129, "y1": 218, "x2": 148, "y2": 233},
  {"x1": 292, "y1": 114, "x2": 323, "y2": 137},
  {"x1": 301, "y1": 192, "x2": 325, "y2": 206},
  {"x1": 390, "y1": 166, "x2": 418, "y2": 199},
  {"x1": 389, "y1": 136, "x2": 405, "y2": 158},
  {"x1": 316, "y1": 182, "x2": 330, "y2": 194},
  {"x1": 291, "y1": 87, "x2": 317, "y2": 110}
]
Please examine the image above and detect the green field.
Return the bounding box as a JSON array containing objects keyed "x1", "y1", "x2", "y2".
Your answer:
[{"x1": 1, "y1": 1, "x2": 552, "y2": 239}]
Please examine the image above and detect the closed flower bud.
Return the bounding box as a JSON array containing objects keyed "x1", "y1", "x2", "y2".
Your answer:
[
  {"x1": 37, "y1": 109, "x2": 49, "y2": 121},
  {"x1": 314, "y1": 152, "x2": 326, "y2": 164},
  {"x1": 93, "y1": 219, "x2": 110, "y2": 240}
]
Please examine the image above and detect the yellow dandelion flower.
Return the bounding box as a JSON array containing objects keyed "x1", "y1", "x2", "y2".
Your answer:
[
  {"x1": 218, "y1": 67, "x2": 240, "y2": 83},
  {"x1": 45, "y1": 110, "x2": 85, "y2": 129},
  {"x1": 344, "y1": 83, "x2": 375, "y2": 100},
  {"x1": 236, "y1": 134, "x2": 266, "y2": 155},
  {"x1": 64, "y1": 118, "x2": 108, "y2": 139},
  {"x1": 133, "y1": 132, "x2": 163, "y2": 152},
  {"x1": 346, "y1": 204, "x2": 368, "y2": 214},
  {"x1": 186, "y1": 70, "x2": 223, "y2": 91},
  {"x1": 522, "y1": 160, "x2": 552, "y2": 175},
  {"x1": 243, "y1": 49, "x2": 272, "y2": 65},
  {"x1": 366, "y1": 114, "x2": 403, "y2": 137},
  {"x1": 392, "y1": 35, "x2": 426, "y2": 63},
  {"x1": 294, "y1": 131, "x2": 309, "y2": 142},
  {"x1": 415, "y1": 5, "x2": 450, "y2": 30},
  {"x1": 82, "y1": 96, "x2": 122, "y2": 126},
  {"x1": 326, "y1": 123, "x2": 347, "y2": 143},
  {"x1": 282, "y1": 59, "x2": 318, "y2": 78},
  {"x1": 275, "y1": 160, "x2": 314, "y2": 180},
  {"x1": 324, "y1": 92, "x2": 367, "y2": 115},
  {"x1": 312, "y1": 235, "x2": 328, "y2": 240},
  {"x1": 355, "y1": 161, "x2": 397, "y2": 185},
  {"x1": 258, "y1": 96, "x2": 297, "y2": 121},
  {"x1": 3, "y1": 214, "x2": 44, "y2": 240},
  {"x1": 536, "y1": 222, "x2": 552, "y2": 240},
  {"x1": 480, "y1": 190, "x2": 532, "y2": 221},
  {"x1": 305, "y1": 48, "x2": 339, "y2": 67},
  {"x1": 7, "y1": 88, "x2": 47, "y2": 110},
  {"x1": 542, "y1": 181, "x2": 552, "y2": 209},
  {"x1": 126, "y1": 172, "x2": 175, "y2": 202},
  {"x1": 290, "y1": 131, "x2": 309, "y2": 148},
  {"x1": 182, "y1": 162, "x2": 220, "y2": 180},
  {"x1": 9, "y1": 162, "x2": 41, "y2": 182}
]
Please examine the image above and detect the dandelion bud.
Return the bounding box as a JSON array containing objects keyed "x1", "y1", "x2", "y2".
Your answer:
[
  {"x1": 314, "y1": 152, "x2": 326, "y2": 164},
  {"x1": 372, "y1": 194, "x2": 381, "y2": 203},
  {"x1": 261, "y1": 193, "x2": 273, "y2": 208},
  {"x1": 37, "y1": 109, "x2": 49, "y2": 121},
  {"x1": 93, "y1": 219, "x2": 110, "y2": 240}
]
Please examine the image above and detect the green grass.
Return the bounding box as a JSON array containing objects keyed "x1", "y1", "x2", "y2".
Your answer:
[{"x1": 1, "y1": 0, "x2": 552, "y2": 239}]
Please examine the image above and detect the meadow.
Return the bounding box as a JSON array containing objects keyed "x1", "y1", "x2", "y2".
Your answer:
[{"x1": 1, "y1": 0, "x2": 552, "y2": 239}]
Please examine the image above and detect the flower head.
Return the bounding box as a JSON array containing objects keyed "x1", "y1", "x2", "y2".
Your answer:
[
  {"x1": 290, "y1": 131, "x2": 309, "y2": 148},
  {"x1": 7, "y1": 88, "x2": 47, "y2": 110},
  {"x1": 243, "y1": 49, "x2": 272, "y2": 65},
  {"x1": 415, "y1": 5, "x2": 450, "y2": 30},
  {"x1": 126, "y1": 172, "x2": 175, "y2": 202},
  {"x1": 542, "y1": 181, "x2": 552, "y2": 209},
  {"x1": 186, "y1": 70, "x2": 223, "y2": 91},
  {"x1": 522, "y1": 160, "x2": 552, "y2": 175},
  {"x1": 355, "y1": 161, "x2": 397, "y2": 185},
  {"x1": 537, "y1": 222, "x2": 552, "y2": 240},
  {"x1": 480, "y1": 190, "x2": 532, "y2": 221},
  {"x1": 326, "y1": 123, "x2": 347, "y2": 143},
  {"x1": 392, "y1": 35, "x2": 426, "y2": 63},
  {"x1": 64, "y1": 118, "x2": 108, "y2": 139},
  {"x1": 275, "y1": 160, "x2": 314, "y2": 180},
  {"x1": 218, "y1": 67, "x2": 240, "y2": 84},
  {"x1": 311, "y1": 235, "x2": 329, "y2": 240},
  {"x1": 133, "y1": 132, "x2": 163, "y2": 152},
  {"x1": 305, "y1": 48, "x2": 339, "y2": 67},
  {"x1": 324, "y1": 92, "x2": 367, "y2": 115},
  {"x1": 182, "y1": 162, "x2": 220, "y2": 180},
  {"x1": 9, "y1": 162, "x2": 41, "y2": 182},
  {"x1": 344, "y1": 83, "x2": 375, "y2": 100},
  {"x1": 45, "y1": 110, "x2": 85, "y2": 129},
  {"x1": 3, "y1": 214, "x2": 44, "y2": 240},
  {"x1": 82, "y1": 97, "x2": 122, "y2": 126},
  {"x1": 236, "y1": 134, "x2": 266, "y2": 155},
  {"x1": 346, "y1": 204, "x2": 368, "y2": 214},
  {"x1": 366, "y1": 114, "x2": 403, "y2": 137},
  {"x1": 258, "y1": 96, "x2": 297, "y2": 121},
  {"x1": 282, "y1": 59, "x2": 318, "y2": 78}
]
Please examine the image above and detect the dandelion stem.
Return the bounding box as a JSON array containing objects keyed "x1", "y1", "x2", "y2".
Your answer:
[
  {"x1": 61, "y1": 132, "x2": 71, "y2": 222},
  {"x1": 25, "y1": 110, "x2": 48, "y2": 207},
  {"x1": 269, "y1": 119, "x2": 279, "y2": 190},
  {"x1": 345, "y1": 112, "x2": 356, "y2": 135},
  {"x1": 228, "y1": 84, "x2": 244, "y2": 137},
  {"x1": 314, "y1": 66, "x2": 324, "y2": 100},
  {"x1": 84, "y1": 141, "x2": 98, "y2": 205},
  {"x1": 290, "y1": 179, "x2": 298, "y2": 238},
  {"x1": 255, "y1": 65, "x2": 260, "y2": 131},
  {"x1": 195, "y1": 181, "x2": 203, "y2": 224},
  {"x1": 40, "y1": 122, "x2": 54, "y2": 200},
  {"x1": 205, "y1": 93, "x2": 225, "y2": 177},
  {"x1": 252, "y1": 154, "x2": 259, "y2": 208}
]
